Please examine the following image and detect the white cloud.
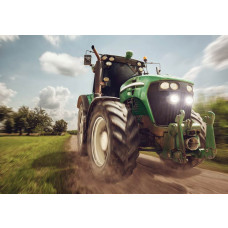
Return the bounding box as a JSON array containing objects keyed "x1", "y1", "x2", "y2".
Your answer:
[
  {"x1": 183, "y1": 65, "x2": 203, "y2": 80},
  {"x1": 203, "y1": 35, "x2": 228, "y2": 70},
  {"x1": 64, "y1": 35, "x2": 79, "y2": 41},
  {"x1": 35, "y1": 86, "x2": 77, "y2": 129},
  {"x1": 0, "y1": 35, "x2": 19, "y2": 43},
  {"x1": 43, "y1": 35, "x2": 80, "y2": 47},
  {"x1": 195, "y1": 84, "x2": 228, "y2": 99},
  {"x1": 39, "y1": 51, "x2": 87, "y2": 77},
  {"x1": 0, "y1": 82, "x2": 17, "y2": 105},
  {"x1": 183, "y1": 35, "x2": 228, "y2": 81},
  {"x1": 43, "y1": 35, "x2": 60, "y2": 47},
  {"x1": 37, "y1": 86, "x2": 70, "y2": 109},
  {"x1": 10, "y1": 76, "x2": 16, "y2": 81}
]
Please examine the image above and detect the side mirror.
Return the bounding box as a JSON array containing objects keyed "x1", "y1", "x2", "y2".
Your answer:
[
  {"x1": 84, "y1": 55, "x2": 92, "y2": 65},
  {"x1": 156, "y1": 67, "x2": 161, "y2": 75}
]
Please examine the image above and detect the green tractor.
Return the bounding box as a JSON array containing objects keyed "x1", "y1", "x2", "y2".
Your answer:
[{"x1": 77, "y1": 45, "x2": 216, "y2": 182}]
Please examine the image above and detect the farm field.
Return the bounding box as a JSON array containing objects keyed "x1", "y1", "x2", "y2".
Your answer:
[{"x1": 0, "y1": 135, "x2": 74, "y2": 194}]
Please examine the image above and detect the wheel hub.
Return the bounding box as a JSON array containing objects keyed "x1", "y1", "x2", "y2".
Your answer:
[{"x1": 91, "y1": 116, "x2": 108, "y2": 167}]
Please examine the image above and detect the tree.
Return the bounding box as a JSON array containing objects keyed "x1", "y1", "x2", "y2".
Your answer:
[
  {"x1": 53, "y1": 119, "x2": 67, "y2": 134},
  {"x1": 13, "y1": 106, "x2": 29, "y2": 135},
  {"x1": 33, "y1": 107, "x2": 53, "y2": 135},
  {"x1": 0, "y1": 106, "x2": 13, "y2": 122},
  {"x1": 4, "y1": 118, "x2": 15, "y2": 133}
]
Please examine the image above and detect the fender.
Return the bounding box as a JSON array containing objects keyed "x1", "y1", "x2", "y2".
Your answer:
[
  {"x1": 77, "y1": 95, "x2": 90, "y2": 113},
  {"x1": 86, "y1": 96, "x2": 120, "y2": 131}
]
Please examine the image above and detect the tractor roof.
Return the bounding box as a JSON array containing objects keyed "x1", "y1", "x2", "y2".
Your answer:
[{"x1": 101, "y1": 54, "x2": 145, "y2": 67}]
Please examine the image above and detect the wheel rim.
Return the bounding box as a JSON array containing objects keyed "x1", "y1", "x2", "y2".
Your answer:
[{"x1": 91, "y1": 116, "x2": 108, "y2": 167}]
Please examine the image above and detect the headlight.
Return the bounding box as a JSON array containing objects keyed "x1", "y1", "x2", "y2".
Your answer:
[
  {"x1": 137, "y1": 62, "x2": 142, "y2": 66},
  {"x1": 169, "y1": 94, "x2": 180, "y2": 104},
  {"x1": 138, "y1": 67, "x2": 143, "y2": 72},
  {"x1": 160, "y1": 82, "x2": 169, "y2": 90},
  {"x1": 187, "y1": 85, "x2": 193, "y2": 92},
  {"x1": 109, "y1": 57, "x2": 115, "y2": 61},
  {"x1": 101, "y1": 55, "x2": 108, "y2": 61},
  {"x1": 106, "y1": 61, "x2": 112, "y2": 66},
  {"x1": 170, "y1": 83, "x2": 178, "y2": 90},
  {"x1": 185, "y1": 96, "x2": 193, "y2": 105}
]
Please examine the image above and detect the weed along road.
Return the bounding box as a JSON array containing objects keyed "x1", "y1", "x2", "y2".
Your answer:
[{"x1": 68, "y1": 136, "x2": 228, "y2": 194}]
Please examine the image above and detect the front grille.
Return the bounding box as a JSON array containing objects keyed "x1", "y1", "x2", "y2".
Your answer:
[{"x1": 147, "y1": 82, "x2": 192, "y2": 125}]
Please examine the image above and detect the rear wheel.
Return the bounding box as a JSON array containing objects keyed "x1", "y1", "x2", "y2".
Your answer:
[
  {"x1": 77, "y1": 104, "x2": 87, "y2": 156},
  {"x1": 161, "y1": 110, "x2": 206, "y2": 169},
  {"x1": 87, "y1": 100, "x2": 140, "y2": 182}
]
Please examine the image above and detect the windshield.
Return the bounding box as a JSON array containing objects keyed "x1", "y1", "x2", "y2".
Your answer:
[
  {"x1": 103, "y1": 62, "x2": 138, "y2": 87},
  {"x1": 101, "y1": 62, "x2": 139, "y2": 97}
]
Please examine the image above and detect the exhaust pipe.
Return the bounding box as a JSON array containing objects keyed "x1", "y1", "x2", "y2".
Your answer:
[{"x1": 185, "y1": 137, "x2": 200, "y2": 151}]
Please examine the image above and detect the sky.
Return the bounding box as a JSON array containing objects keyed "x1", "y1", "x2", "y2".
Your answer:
[{"x1": 0, "y1": 35, "x2": 228, "y2": 130}]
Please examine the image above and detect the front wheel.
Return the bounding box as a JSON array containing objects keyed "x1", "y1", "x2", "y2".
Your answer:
[{"x1": 87, "y1": 100, "x2": 140, "y2": 182}]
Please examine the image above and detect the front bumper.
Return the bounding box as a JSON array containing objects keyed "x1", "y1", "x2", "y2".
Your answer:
[{"x1": 160, "y1": 110, "x2": 216, "y2": 164}]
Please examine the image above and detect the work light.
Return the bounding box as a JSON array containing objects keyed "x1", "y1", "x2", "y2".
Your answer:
[
  {"x1": 106, "y1": 61, "x2": 112, "y2": 66},
  {"x1": 160, "y1": 82, "x2": 169, "y2": 90},
  {"x1": 170, "y1": 83, "x2": 178, "y2": 90},
  {"x1": 109, "y1": 57, "x2": 115, "y2": 61},
  {"x1": 101, "y1": 55, "x2": 108, "y2": 61},
  {"x1": 137, "y1": 62, "x2": 142, "y2": 66},
  {"x1": 187, "y1": 85, "x2": 193, "y2": 92}
]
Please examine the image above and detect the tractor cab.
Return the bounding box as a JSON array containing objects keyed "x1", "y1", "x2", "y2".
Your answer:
[
  {"x1": 84, "y1": 46, "x2": 145, "y2": 97},
  {"x1": 99, "y1": 54, "x2": 145, "y2": 97}
]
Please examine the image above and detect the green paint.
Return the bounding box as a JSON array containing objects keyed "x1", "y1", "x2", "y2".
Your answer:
[{"x1": 86, "y1": 94, "x2": 94, "y2": 105}]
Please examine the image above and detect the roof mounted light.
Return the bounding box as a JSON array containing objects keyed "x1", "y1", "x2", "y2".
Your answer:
[
  {"x1": 101, "y1": 55, "x2": 108, "y2": 61},
  {"x1": 106, "y1": 61, "x2": 112, "y2": 66},
  {"x1": 109, "y1": 56, "x2": 115, "y2": 61}
]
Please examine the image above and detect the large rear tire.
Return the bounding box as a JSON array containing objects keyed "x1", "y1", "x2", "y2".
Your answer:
[
  {"x1": 161, "y1": 110, "x2": 206, "y2": 169},
  {"x1": 87, "y1": 100, "x2": 140, "y2": 182},
  {"x1": 77, "y1": 104, "x2": 87, "y2": 156}
]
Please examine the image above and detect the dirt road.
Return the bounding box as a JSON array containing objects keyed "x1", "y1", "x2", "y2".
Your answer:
[{"x1": 67, "y1": 135, "x2": 228, "y2": 194}]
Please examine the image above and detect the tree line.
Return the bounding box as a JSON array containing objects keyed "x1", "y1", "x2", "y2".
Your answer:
[{"x1": 0, "y1": 105, "x2": 68, "y2": 135}]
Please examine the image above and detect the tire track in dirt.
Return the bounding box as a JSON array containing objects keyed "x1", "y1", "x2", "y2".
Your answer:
[{"x1": 66, "y1": 135, "x2": 228, "y2": 194}]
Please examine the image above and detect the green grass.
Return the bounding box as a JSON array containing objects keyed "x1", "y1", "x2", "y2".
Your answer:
[
  {"x1": 0, "y1": 135, "x2": 72, "y2": 194},
  {"x1": 140, "y1": 144, "x2": 228, "y2": 173}
]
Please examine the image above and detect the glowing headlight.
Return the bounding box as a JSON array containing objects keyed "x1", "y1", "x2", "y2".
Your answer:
[
  {"x1": 106, "y1": 61, "x2": 112, "y2": 66},
  {"x1": 185, "y1": 96, "x2": 193, "y2": 105},
  {"x1": 137, "y1": 62, "x2": 142, "y2": 66},
  {"x1": 170, "y1": 83, "x2": 178, "y2": 90},
  {"x1": 187, "y1": 85, "x2": 193, "y2": 92},
  {"x1": 169, "y1": 94, "x2": 180, "y2": 104},
  {"x1": 160, "y1": 82, "x2": 169, "y2": 90},
  {"x1": 109, "y1": 57, "x2": 115, "y2": 61},
  {"x1": 102, "y1": 55, "x2": 108, "y2": 61},
  {"x1": 138, "y1": 67, "x2": 143, "y2": 72}
]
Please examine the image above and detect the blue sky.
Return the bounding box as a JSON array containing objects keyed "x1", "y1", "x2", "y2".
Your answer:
[{"x1": 0, "y1": 35, "x2": 228, "y2": 129}]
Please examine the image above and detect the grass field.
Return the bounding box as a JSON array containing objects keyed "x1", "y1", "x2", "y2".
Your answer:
[
  {"x1": 141, "y1": 144, "x2": 228, "y2": 173},
  {"x1": 0, "y1": 135, "x2": 74, "y2": 194}
]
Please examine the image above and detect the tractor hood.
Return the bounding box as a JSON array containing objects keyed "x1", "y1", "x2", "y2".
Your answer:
[
  {"x1": 120, "y1": 75, "x2": 193, "y2": 94},
  {"x1": 120, "y1": 75, "x2": 194, "y2": 125}
]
